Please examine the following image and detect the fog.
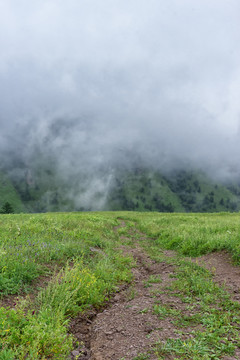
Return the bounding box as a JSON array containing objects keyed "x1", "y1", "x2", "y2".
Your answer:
[{"x1": 1, "y1": 0, "x2": 240, "y2": 198}]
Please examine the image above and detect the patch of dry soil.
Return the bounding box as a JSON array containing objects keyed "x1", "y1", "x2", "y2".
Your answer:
[{"x1": 195, "y1": 251, "x2": 240, "y2": 302}]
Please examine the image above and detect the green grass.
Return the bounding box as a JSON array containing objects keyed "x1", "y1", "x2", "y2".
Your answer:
[
  {"x1": 125, "y1": 211, "x2": 240, "y2": 260},
  {"x1": 0, "y1": 212, "x2": 133, "y2": 359},
  {"x1": 144, "y1": 275, "x2": 162, "y2": 288},
  {"x1": 0, "y1": 212, "x2": 130, "y2": 295},
  {"x1": 1, "y1": 211, "x2": 240, "y2": 359}
]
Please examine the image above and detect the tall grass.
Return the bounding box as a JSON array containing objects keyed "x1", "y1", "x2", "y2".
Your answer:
[
  {"x1": 125, "y1": 212, "x2": 240, "y2": 260},
  {"x1": 0, "y1": 212, "x2": 133, "y2": 359}
]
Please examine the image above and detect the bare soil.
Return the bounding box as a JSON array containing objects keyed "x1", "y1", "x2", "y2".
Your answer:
[{"x1": 195, "y1": 251, "x2": 240, "y2": 303}]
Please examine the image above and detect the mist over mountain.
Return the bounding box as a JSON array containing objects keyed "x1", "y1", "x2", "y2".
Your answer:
[{"x1": 1, "y1": 1, "x2": 240, "y2": 211}]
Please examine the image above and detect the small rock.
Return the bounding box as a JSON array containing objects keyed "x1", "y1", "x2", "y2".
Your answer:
[
  {"x1": 71, "y1": 350, "x2": 80, "y2": 357},
  {"x1": 105, "y1": 331, "x2": 114, "y2": 335},
  {"x1": 114, "y1": 294, "x2": 121, "y2": 301},
  {"x1": 131, "y1": 306, "x2": 139, "y2": 311},
  {"x1": 94, "y1": 351, "x2": 104, "y2": 360},
  {"x1": 144, "y1": 326, "x2": 153, "y2": 333},
  {"x1": 116, "y1": 327, "x2": 124, "y2": 332}
]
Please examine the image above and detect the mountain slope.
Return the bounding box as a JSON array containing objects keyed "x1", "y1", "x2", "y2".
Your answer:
[
  {"x1": 0, "y1": 172, "x2": 25, "y2": 213},
  {"x1": 2, "y1": 165, "x2": 240, "y2": 213},
  {"x1": 107, "y1": 169, "x2": 184, "y2": 212},
  {"x1": 107, "y1": 169, "x2": 240, "y2": 213}
]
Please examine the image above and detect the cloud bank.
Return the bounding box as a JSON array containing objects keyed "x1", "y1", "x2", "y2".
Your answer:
[{"x1": 1, "y1": 0, "x2": 240, "y2": 188}]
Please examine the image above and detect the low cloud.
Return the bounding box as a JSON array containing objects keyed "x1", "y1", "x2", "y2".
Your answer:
[{"x1": 1, "y1": 0, "x2": 240, "y2": 206}]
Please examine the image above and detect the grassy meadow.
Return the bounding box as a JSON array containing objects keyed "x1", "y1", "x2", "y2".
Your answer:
[{"x1": 1, "y1": 211, "x2": 240, "y2": 359}]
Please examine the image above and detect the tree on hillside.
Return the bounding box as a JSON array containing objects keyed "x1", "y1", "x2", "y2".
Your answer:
[
  {"x1": 219, "y1": 198, "x2": 225, "y2": 206},
  {"x1": 1, "y1": 201, "x2": 14, "y2": 214}
]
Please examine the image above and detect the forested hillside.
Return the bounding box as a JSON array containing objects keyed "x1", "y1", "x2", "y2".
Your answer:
[
  {"x1": 0, "y1": 172, "x2": 25, "y2": 213},
  {"x1": 107, "y1": 169, "x2": 240, "y2": 213},
  {"x1": 1, "y1": 167, "x2": 240, "y2": 213}
]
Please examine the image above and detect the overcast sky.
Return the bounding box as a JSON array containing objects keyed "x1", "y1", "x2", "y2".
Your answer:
[{"x1": 1, "y1": 0, "x2": 240, "y2": 180}]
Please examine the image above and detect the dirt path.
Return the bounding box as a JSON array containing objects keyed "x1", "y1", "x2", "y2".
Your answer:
[
  {"x1": 195, "y1": 251, "x2": 240, "y2": 303},
  {"x1": 69, "y1": 222, "x2": 240, "y2": 360},
  {"x1": 69, "y1": 223, "x2": 178, "y2": 359}
]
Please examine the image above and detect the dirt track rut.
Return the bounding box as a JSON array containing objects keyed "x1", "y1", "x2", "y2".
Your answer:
[{"x1": 69, "y1": 222, "x2": 240, "y2": 360}]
